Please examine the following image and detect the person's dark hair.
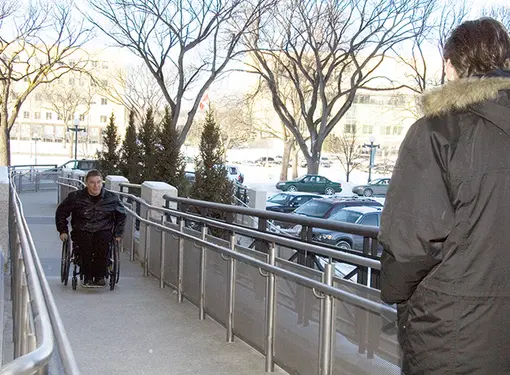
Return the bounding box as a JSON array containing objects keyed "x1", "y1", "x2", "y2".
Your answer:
[
  {"x1": 85, "y1": 169, "x2": 102, "y2": 181},
  {"x1": 443, "y1": 17, "x2": 510, "y2": 78}
]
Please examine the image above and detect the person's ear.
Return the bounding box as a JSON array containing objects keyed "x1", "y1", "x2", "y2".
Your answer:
[{"x1": 445, "y1": 59, "x2": 459, "y2": 81}]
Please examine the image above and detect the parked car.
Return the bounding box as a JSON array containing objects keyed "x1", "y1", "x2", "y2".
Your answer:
[
  {"x1": 266, "y1": 192, "x2": 320, "y2": 213},
  {"x1": 255, "y1": 157, "x2": 276, "y2": 166},
  {"x1": 44, "y1": 159, "x2": 99, "y2": 173},
  {"x1": 312, "y1": 206, "x2": 383, "y2": 252},
  {"x1": 274, "y1": 196, "x2": 383, "y2": 229},
  {"x1": 276, "y1": 174, "x2": 342, "y2": 195},
  {"x1": 352, "y1": 178, "x2": 390, "y2": 197},
  {"x1": 226, "y1": 164, "x2": 244, "y2": 184}
]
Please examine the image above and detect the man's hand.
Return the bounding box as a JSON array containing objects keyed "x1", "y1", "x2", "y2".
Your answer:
[
  {"x1": 115, "y1": 237, "x2": 121, "y2": 243},
  {"x1": 60, "y1": 233, "x2": 68, "y2": 242}
]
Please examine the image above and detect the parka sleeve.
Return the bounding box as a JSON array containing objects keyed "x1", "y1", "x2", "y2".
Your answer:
[
  {"x1": 378, "y1": 118, "x2": 454, "y2": 304},
  {"x1": 55, "y1": 193, "x2": 74, "y2": 234},
  {"x1": 113, "y1": 195, "x2": 127, "y2": 237}
]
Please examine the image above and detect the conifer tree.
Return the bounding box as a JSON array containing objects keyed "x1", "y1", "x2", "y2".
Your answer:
[
  {"x1": 96, "y1": 112, "x2": 120, "y2": 177},
  {"x1": 155, "y1": 106, "x2": 187, "y2": 193},
  {"x1": 119, "y1": 110, "x2": 142, "y2": 183},
  {"x1": 138, "y1": 107, "x2": 159, "y2": 181},
  {"x1": 191, "y1": 109, "x2": 234, "y2": 204}
]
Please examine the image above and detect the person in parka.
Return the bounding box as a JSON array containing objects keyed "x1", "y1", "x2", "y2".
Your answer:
[
  {"x1": 378, "y1": 18, "x2": 510, "y2": 374},
  {"x1": 56, "y1": 169, "x2": 126, "y2": 287}
]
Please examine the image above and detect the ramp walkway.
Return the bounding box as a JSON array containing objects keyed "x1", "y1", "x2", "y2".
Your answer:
[{"x1": 20, "y1": 190, "x2": 286, "y2": 375}]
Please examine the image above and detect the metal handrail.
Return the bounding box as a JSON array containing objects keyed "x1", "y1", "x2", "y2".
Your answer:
[
  {"x1": 57, "y1": 176, "x2": 380, "y2": 269},
  {"x1": 56, "y1": 177, "x2": 397, "y2": 374},
  {"x1": 4, "y1": 178, "x2": 81, "y2": 374},
  {"x1": 163, "y1": 194, "x2": 380, "y2": 238}
]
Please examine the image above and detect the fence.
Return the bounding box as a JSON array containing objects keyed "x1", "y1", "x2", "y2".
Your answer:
[
  {"x1": 9, "y1": 165, "x2": 60, "y2": 193},
  {"x1": 57, "y1": 176, "x2": 400, "y2": 375},
  {"x1": 2, "y1": 175, "x2": 80, "y2": 374}
]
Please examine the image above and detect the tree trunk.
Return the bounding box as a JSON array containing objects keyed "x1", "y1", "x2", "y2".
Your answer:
[
  {"x1": 345, "y1": 165, "x2": 350, "y2": 182},
  {"x1": 279, "y1": 136, "x2": 294, "y2": 181},
  {"x1": 0, "y1": 124, "x2": 9, "y2": 166},
  {"x1": 291, "y1": 146, "x2": 299, "y2": 179}
]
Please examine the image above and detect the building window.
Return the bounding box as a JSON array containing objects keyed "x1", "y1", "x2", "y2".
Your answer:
[
  {"x1": 34, "y1": 112, "x2": 41, "y2": 120},
  {"x1": 380, "y1": 126, "x2": 391, "y2": 135},
  {"x1": 101, "y1": 98, "x2": 107, "y2": 105},
  {"x1": 69, "y1": 78, "x2": 75, "y2": 85},
  {"x1": 362, "y1": 125, "x2": 373, "y2": 134},
  {"x1": 79, "y1": 114, "x2": 85, "y2": 121},
  {"x1": 35, "y1": 94, "x2": 42, "y2": 101},
  {"x1": 92, "y1": 61, "x2": 98, "y2": 68},
  {"x1": 23, "y1": 111, "x2": 30, "y2": 119},
  {"x1": 100, "y1": 115, "x2": 107, "y2": 123},
  {"x1": 69, "y1": 60, "x2": 75, "y2": 66},
  {"x1": 102, "y1": 79, "x2": 108, "y2": 86},
  {"x1": 393, "y1": 126, "x2": 403, "y2": 135},
  {"x1": 57, "y1": 114, "x2": 62, "y2": 120},
  {"x1": 24, "y1": 77, "x2": 29, "y2": 82},
  {"x1": 102, "y1": 62, "x2": 108, "y2": 69},
  {"x1": 344, "y1": 124, "x2": 356, "y2": 134},
  {"x1": 46, "y1": 112, "x2": 52, "y2": 120}
]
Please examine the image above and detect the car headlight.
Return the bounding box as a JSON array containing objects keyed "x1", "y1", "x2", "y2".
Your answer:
[{"x1": 318, "y1": 234, "x2": 333, "y2": 241}]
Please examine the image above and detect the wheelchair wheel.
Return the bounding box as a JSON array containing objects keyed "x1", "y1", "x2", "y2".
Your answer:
[
  {"x1": 115, "y1": 242, "x2": 120, "y2": 283},
  {"x1": 109, "y1": 241, "x2": 119, "y2": 291},
  {"x1": 72, "y1": 277, "x2": 77, "y2": 290},
  {"x1": 61, "y1": 239, "x2": 71, "y2": 285}
]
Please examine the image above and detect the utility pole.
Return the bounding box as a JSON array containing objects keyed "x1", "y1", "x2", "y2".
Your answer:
[{"x1": 363, "y1": 135, "x2": 380, "y2": 183}]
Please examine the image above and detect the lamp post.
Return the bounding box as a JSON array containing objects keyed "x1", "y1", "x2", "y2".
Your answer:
[
  {"x1": 31, "y1": 136, "x2": 41, "y2": 165},
  {"x1": 363, "y1": 135, "x2": 380, "y2": 184},
  {"x1": 67, "y1": 117, "x2": 86, "y2": 160}
]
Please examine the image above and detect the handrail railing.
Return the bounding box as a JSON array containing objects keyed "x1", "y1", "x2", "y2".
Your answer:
[
  {"x1": 57, "y1": 177, "x2": 398, "y2": 374},
  {"x1": 4, "y1": 177, "x2": 80, "y2": 374}
]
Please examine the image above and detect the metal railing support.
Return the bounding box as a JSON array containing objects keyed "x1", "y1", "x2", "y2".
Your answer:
[
  {"x1": 177, "y1": 220, "x2": 184, "y2": 303},
  {"x1": 160, "y1": 216, "x2": 166, "y2": 289},
  {"x1": 264, "y1": 243, "x2": 276, "y2": 372},
  {"x1": 199, "y1": 226, "x2": 207, "y2": 321},
  {"x1": 318, "y1": 263, "x2": 335, "y2": 375},
  {"x1": 143, "y1": 210, "x2": 150, "y2": 277},
  {"x1": 226, "y1": 234, "x2": 236, "y2": 343},
  {"x1": 130, "y1": 214, "x2": 136, "y2": 262}
]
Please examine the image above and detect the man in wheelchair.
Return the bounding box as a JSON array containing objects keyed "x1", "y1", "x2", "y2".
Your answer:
[{"x1": 56, "y1": 170, "x2": 126, "y2": 287}]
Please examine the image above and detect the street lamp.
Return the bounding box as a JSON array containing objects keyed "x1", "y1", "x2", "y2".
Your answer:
[
  {"x1": 67, "y1": 117, "x2": 86, "y2": 160},
  {"x1": 363, "y1": 135, "x2": 380, "y2": 184}
]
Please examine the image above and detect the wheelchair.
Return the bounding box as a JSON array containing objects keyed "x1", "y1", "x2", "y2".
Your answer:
[{"x1": 61, "y1": 237, "x2": 120, "y2": 291}]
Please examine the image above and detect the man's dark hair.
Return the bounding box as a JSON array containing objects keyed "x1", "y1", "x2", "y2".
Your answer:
[
  {"x1": 85, "y1": 169, "x2": 102, "y2": 181},
  {"x1": 443, "y1": 18, "x2": 510, "y2": 78}
]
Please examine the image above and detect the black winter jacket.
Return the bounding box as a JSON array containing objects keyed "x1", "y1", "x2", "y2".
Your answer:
[
  {"x1": 56, "y1": 188, "x2": 126, "y2": 237},
  {"x1": 379, "y1": 70, "x2": 510, "y2": 374}
]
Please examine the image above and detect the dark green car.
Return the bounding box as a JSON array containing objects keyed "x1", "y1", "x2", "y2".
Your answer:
[{"x1": 275, "y1": 175, "x2": 342, "y2": 195}]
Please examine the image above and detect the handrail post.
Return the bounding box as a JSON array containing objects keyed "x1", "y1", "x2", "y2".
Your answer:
[
  {"x1": 143, "y1": 209, "x2": 150, "y2": 277},
  {"x1": 199, "y1": 226, "x2": 207, "y2": 320},
  {"x1": 130, "y1": 213, "x2": 136, "y2": 262},
  {"x1": 226, "y1": 234, "x2": 236, "y2": 343},
  {"x1": 160, "y1": 216, "x2": 166, "y2": 288},
  {"x1": 177, "y1": 220, "x2": 184, "y2": 303},
  {"x1": 264, "y1": 243, "x2": 276, "y2": 372},
  {"x1": 318, "y1": 262, "x2": 335, "y2": 375}
]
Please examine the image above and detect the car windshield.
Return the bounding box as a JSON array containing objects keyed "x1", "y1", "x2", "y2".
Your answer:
[
  {"x1": 294, "y1": 200, "x2": 332, "y2": 218},
  {"x1": 268, "y1": 193, "x2": 290, "y2": 204},
  {"x1": 330, "y1": 209, "x2": 363, "y2": 223},
  {"x1": 369, "y1": 178, "x2": 384, "y2": 185}
]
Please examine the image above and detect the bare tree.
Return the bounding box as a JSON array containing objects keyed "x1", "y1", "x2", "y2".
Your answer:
[
  {"x1": 86, "y1": 0, "x2": 275, "y2": 147},
  {"x1": 245, "y1": 0, "x2": 434, "y2": 174},
  {"x1": 97, "y1": 62, "x2": 165, "y2": 122},
  {"x1": 482, "y1": 6, "x2": 510, "y2": 30},
  {"x1": 324, "y1": 133, "x2": 363, "y2": 182},
  {"x1": 0, "y1": 0, "x2": 92, "y2": 164}
]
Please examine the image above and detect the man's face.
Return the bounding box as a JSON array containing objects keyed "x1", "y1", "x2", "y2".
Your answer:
[{"x1": 86, "y1": 176, "x2": 103, "y2": 196}]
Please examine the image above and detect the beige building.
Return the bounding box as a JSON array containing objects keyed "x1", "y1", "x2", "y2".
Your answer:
[{"x1": 10, "y1": 51, "x2": 127, "y2": 160}]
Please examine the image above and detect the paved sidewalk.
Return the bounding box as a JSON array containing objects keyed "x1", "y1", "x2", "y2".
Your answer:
[{"x1": 21, "y1": 190, "x2": 286, "y2": 375}]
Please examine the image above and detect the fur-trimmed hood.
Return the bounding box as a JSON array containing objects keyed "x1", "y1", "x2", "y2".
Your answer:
[{"x1": 421, "y1": 70, "x2": 510, "y2": 118}]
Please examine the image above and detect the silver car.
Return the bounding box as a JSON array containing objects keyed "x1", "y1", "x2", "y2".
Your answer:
[{"x1": 352, "y1": 178, "x2": 390, "y2": 197}]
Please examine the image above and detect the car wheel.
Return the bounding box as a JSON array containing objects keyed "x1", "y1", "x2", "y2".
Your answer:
[
  {"x1": 336, "y1": 240, "x2": 352, "y2": 250},
  {"x1": 287, "y1": 185, "x2": 297, "y2": 192},
  {"x1": 363, "y1": 188, "x2": 373, "y2": 197},
  {"x1": 325, "y1": 187, "x2": 335, "y2": 195}
]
